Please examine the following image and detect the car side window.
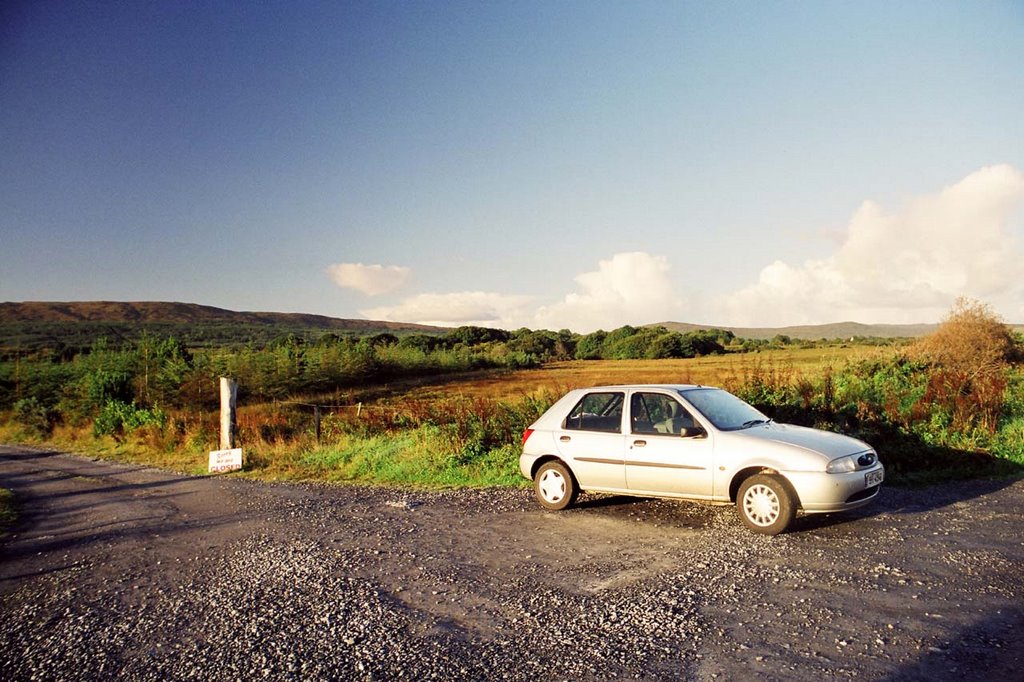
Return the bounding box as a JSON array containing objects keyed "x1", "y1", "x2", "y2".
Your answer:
[
  {"x1": 631, "y1": 392, "x2": 696, "y2": 436},
  {"x1": 564, "y1": 392, "x2": 624, "y2": 433}
]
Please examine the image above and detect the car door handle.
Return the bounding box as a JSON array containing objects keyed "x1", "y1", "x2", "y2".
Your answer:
[
  {"x1": 559, "y1": 436, "x2": 571, "y2": 442},
  {"x1": 633, "y1": 440, "x2": 646, "y2": 447}
]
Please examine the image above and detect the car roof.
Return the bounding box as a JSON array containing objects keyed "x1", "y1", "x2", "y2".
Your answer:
[{"x1": 572, "y1": 384, "x2": 718, "y2": 392}]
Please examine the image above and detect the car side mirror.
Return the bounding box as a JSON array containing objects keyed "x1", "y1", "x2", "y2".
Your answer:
[{"x1": 679, "y1": 426, "x2": 705, "y2": 438}]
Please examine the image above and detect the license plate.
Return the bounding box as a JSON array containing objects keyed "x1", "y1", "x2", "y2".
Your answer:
[{"x1": 865, "y1": 469, "x2": 884, "y2": 487}]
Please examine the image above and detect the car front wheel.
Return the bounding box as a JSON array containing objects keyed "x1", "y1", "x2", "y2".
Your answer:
[
  {"x1": 534, "y1": 460, "x2": 578, "y2": 511},
  {"x1": 736, "y1": 474, "x2": 796, "y2": 535}
]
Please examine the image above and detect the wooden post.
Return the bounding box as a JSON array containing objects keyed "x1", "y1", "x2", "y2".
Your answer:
[
  {"x1": 220, "y1": 377, "x2": 237, "y2": 450},
  {"x1": 314, "y1": 406, "x2": 322, "y2": 444}
]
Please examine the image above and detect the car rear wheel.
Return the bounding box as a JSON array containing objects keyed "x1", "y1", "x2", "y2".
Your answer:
[
  {"x1": 534, "y1": 461, "x2": 578, "y2": 511},
  {"x1": 736, "y1": 474, "x2": 796, "y2": 535}
]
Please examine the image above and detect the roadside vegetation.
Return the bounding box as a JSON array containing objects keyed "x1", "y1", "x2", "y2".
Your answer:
[{"x1": 1, "y1": 299, "x2": 1021, "y2": 487}]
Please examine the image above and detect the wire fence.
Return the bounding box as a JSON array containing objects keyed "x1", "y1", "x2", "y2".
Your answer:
[{"x1": 279, "y1": 400, "x2": 367, "y2": 444}]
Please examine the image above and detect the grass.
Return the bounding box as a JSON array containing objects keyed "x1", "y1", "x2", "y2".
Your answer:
[{"x1": 294, "y1": 430, "x2": 523, "y2": 487}]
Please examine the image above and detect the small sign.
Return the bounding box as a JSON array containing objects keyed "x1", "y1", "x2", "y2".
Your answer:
[{"x1": 209, "y1": 448, "x2": 243, "y2": 473}]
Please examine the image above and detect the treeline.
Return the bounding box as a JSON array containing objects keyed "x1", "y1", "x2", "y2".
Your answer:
[
  {"x1": 0, "y1": 331, "x2": 508, "y2": 418},
  {"x1": 1, "y1": 324, "x2": 735, "y2": 407},
  {"x1": 399, "y1": 324, "x2": 742, "y2": 361},
  {"x1": 0, "y1": 323, "x2": 748, "y2": 436}
]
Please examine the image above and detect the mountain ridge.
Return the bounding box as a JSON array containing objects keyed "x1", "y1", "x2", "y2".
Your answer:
[
  {"x1": 650, "y1": 320, "x2": 941, "y2": 341},
  {"x1": 0, "y1": 301, "x2": 442, "y2": 331},
  {"x1": 3, "y1": 301, "x2": 1020, "y2": 345},
  {"x1": 0, "y1": 301, "x2": 444, "y2": 351}
]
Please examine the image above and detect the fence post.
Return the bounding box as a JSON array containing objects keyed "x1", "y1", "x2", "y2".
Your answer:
[
  {"x1": 220, "y1": 377, "x2": 237, "y2": 450},
  {"x1": 314, "y1": 406, "x2": 322, "y2": 444}
]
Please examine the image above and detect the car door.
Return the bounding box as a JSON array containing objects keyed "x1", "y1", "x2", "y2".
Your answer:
[
  {"x1": 624, "y1": 390, "x2": 714, "y2": 498},
  {"x1": 553, "y1": 390, "x2": 628, "y2": 491}
]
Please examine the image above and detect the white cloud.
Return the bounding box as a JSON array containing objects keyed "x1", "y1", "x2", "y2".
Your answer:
[
  {"x1": 355, "y1": 169, "x2": 1024, "y2": 333},
  {"x1": 718, "y1": 164, "x2": 1024, "y2": 325},
  {"x1": 326, "y1": 262, "x2": 411, "y2": 296},
  {"x1": 361, "y1": 291, "x2": 534, "y2": 327},
  {"x1": 533, "y1": 251, "x2": 684, "y2": 332},
  {"x1": 360, "y1": 251, "x2": 685, "y2": 331}
]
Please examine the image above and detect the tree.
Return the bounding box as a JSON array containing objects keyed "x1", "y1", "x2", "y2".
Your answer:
[
  {"x1": 445, "y1": 326, "x2": 511, "y2": 346},
  {"x1": 683, "y1": 331, "x2": 726, "y2": 356},
  {"x1": 646, "y1": 333, "x2": 685, "y2": 359},
  {"x1": 398, "y1": 334, "x2": 443, "y2": 353},
  {"x1": 509, "y1": 330, "x2": 557, "y2": 359},
  {"x1": 367, "y1": 333, "x2": 399, "y2": 347},
  {"x1": 575, "y1": 331, "x2": 607, "y2": 360}
]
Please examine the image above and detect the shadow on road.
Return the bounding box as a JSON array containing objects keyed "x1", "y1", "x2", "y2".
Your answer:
[
  {"x1": 879, "y1": 607, "x2": 1024, "y2": 681},
  {"x1": 0, "y1": 447, "x2": 259, "y2": 582},
  {"x1": 0, "y1": 447, "x2": 154, "y2": 478},
  {"x1": 790, "y1": 475, "x2": 1022, "y2": 534},
  {"x1": 0, "y1": 509, "x2": 246, "y2": 570},
  {"x1": 555, "y1": 474, "x2": 1022, "y2": 536}
]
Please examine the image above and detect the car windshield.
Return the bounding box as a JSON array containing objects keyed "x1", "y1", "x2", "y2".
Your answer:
[{"x1": 679, "y1": 388, "x2": 769, "y2": 431}]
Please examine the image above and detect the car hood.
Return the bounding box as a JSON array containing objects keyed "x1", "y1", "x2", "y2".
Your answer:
[{"x1": 736, "y1": 423, "x2": 870, "y2": 459}]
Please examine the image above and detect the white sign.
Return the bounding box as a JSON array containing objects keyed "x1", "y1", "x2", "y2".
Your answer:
[{"x1": 208, "y1": 448, "x2": 243, "y2": 473}]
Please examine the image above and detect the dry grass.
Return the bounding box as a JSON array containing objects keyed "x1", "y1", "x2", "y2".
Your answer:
[{"x1": 392, "y1": 346, "x2": 879, "y2": 402}]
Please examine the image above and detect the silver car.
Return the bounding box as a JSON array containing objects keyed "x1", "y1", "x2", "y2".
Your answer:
[{"x1": 519, "y1": 384, "x2": 884, "y2": 534}]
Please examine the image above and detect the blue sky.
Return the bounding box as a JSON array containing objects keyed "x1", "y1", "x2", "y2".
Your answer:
[{"x1": 2, "y1": 1, "x2": 1023, "y2": 331}]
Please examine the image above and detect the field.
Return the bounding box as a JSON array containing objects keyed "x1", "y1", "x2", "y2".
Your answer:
[{"x1": 393, "y1": 346, "x2": 877, "y2": 402}]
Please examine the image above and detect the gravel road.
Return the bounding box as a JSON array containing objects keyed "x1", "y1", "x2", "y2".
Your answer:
[{"x1": 1, "y1": 444, "x2": 1022, "y2": 681}]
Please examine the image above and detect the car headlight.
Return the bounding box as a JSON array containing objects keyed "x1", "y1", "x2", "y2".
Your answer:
[{"x1": 826, "y1": 454, "x2": 860, "y2": 473}]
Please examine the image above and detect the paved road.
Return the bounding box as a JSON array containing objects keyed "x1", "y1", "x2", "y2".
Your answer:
[{"x1": 1, "y1": 445, "x2": 1022, "y2": 680}]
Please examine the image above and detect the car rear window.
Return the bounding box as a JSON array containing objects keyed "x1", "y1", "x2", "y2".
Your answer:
[{"x1": 563, "y1": 392, "x2": 624, "y2": 433}]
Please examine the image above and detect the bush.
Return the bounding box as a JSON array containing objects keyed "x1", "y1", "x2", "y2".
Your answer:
[
  {"x1": 94, "y1": 400, "x2": 166, "y2": 438},
  {"x1": 13, "y1": 397, "x2": 54, "y2": 436},
  {"x1": 910, "y1": 298, "x2": 1015, "y2": 433}
]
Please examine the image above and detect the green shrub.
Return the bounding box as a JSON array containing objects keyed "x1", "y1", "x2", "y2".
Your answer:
[
  {"x1": 94, "y1": 400, "x2": 166, "y2": 438},
  {"x1": 13, "y1": 397, "x2": 54, "y2": 436}
]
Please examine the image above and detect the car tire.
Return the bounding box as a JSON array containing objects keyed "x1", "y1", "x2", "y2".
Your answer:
[
  {"x1": 534, "y1": 460, "x2": 578, "y2": 511},
  {"x1": 736, "y1": 474, "x2": 796, "y2": 535}
]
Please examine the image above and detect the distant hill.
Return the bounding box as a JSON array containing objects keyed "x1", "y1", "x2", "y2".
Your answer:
[
  {"x1": 650, "y1": 320, "x2": 941, "y2": 340},
  {"x1": 3, "y1": 301, "x2": 1019, "y2": 353},
  {"x1": 0, "y1": 301, "x2": 445, "y2": 351}
]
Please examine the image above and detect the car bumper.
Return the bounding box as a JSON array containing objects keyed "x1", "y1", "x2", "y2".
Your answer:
[
  {"x1": 519, "y1": 453, "x2": 540, "y2": 480},
  {"x1": 784, "y1": 464, "x2": 884, "y2": 514}
]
